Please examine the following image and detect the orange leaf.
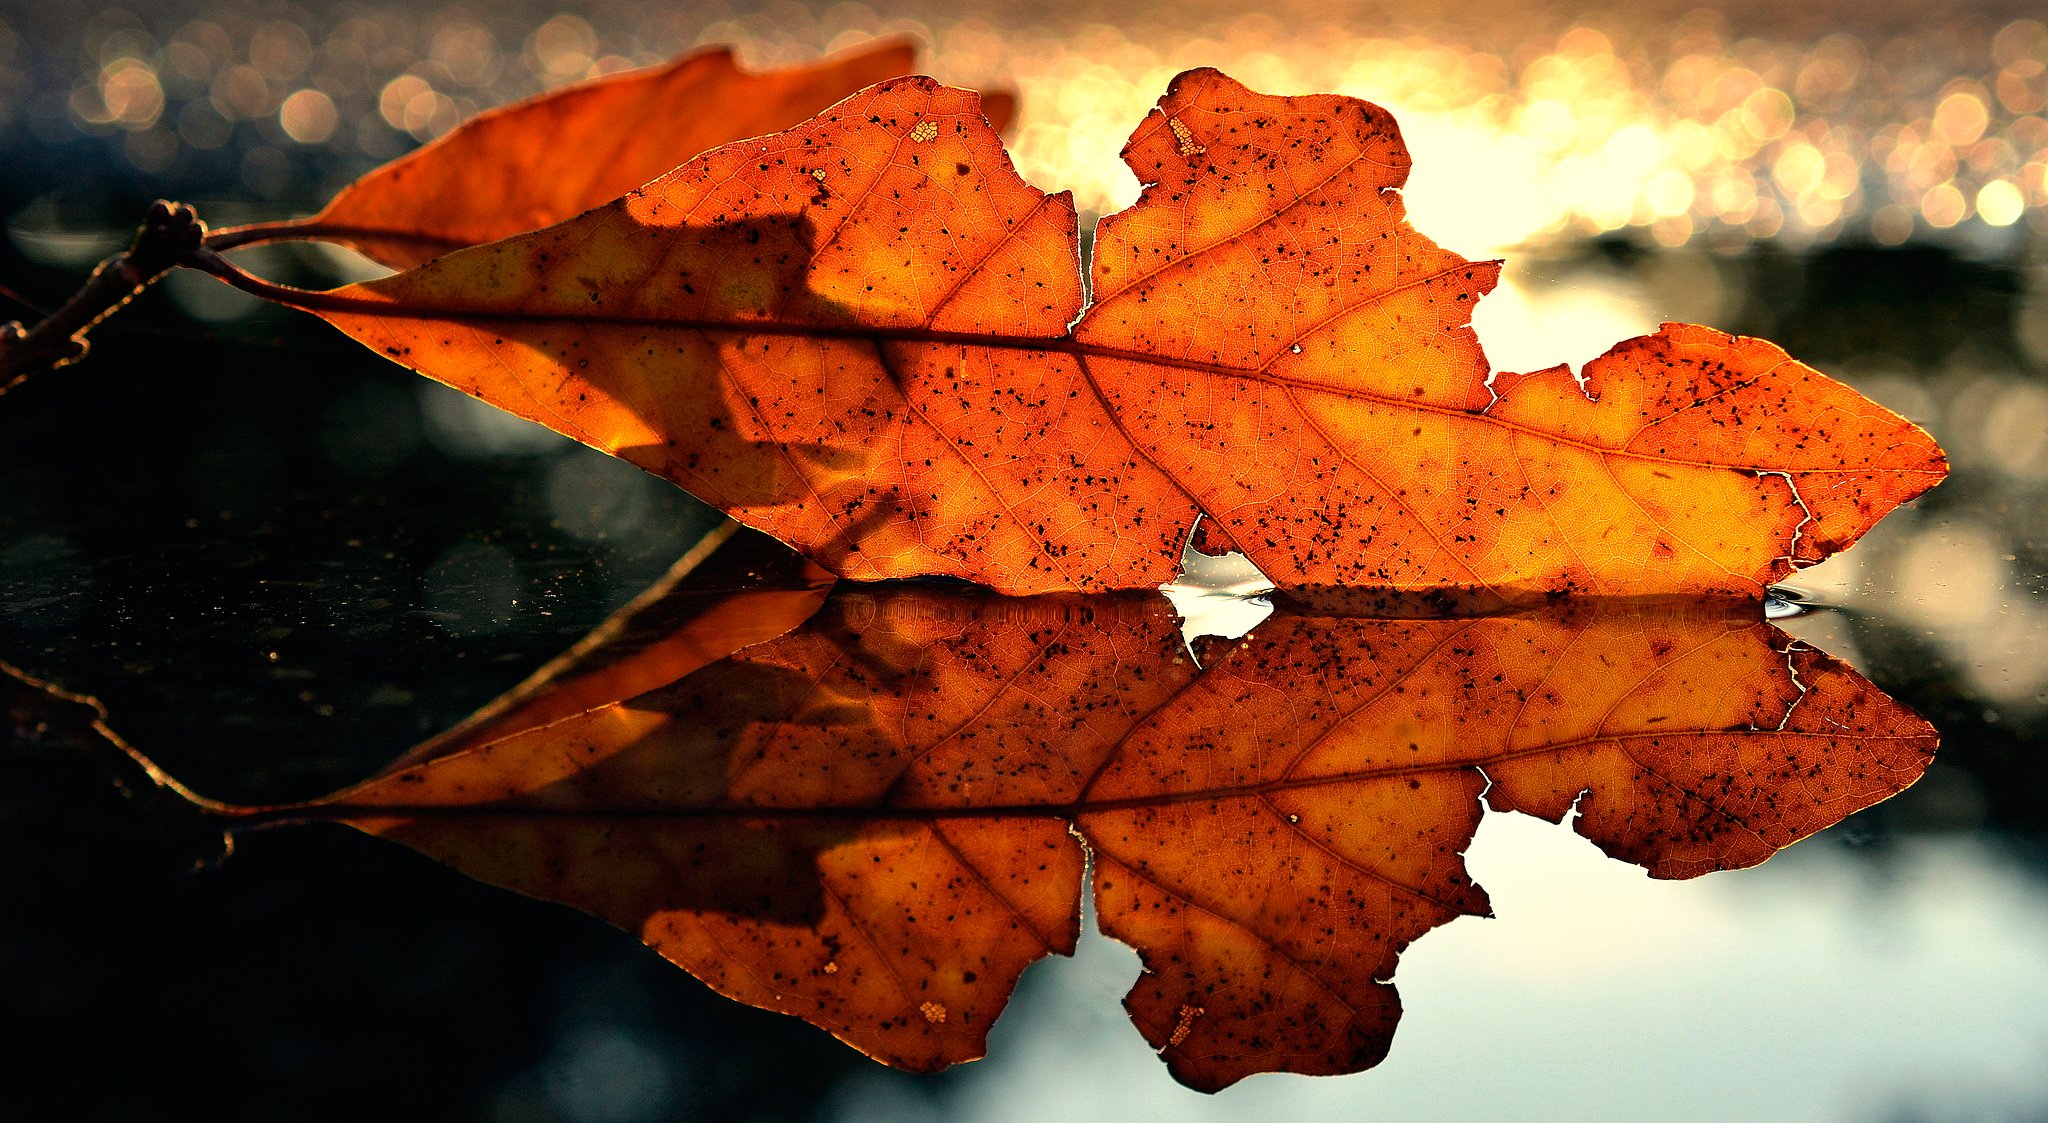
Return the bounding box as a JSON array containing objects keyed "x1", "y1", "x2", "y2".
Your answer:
[
  {"x1": 272, "y1": 40, "x2": 996, "y2": 269},
  {"x1": 235, "y1": 585, "x2": 1932, "y2": 1091},
  {"x1": 243, "y1": 70, "x2": 1945, "y2": 595}
]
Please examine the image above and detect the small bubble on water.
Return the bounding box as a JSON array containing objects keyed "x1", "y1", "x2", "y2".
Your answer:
[{"x1": 1764, "y1": 584, "x2": 1826, "y2": 619}]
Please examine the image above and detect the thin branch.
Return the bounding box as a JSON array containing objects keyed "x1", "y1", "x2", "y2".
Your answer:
[{"x1": 0, "y1": 200, "x2": 206, "y2": 395}]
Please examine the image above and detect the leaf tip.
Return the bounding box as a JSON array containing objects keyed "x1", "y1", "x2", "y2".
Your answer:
[{"x1": 1163, "y1": 65, "x2": 1238, "y2": 98}]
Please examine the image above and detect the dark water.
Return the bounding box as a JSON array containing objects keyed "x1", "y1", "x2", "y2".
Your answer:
[{"x1": 4, "y1": 5, "x2": 2047, "y2": 1121}]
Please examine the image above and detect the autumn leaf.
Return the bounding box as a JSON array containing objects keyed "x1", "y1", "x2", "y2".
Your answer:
[
  {"x1": 158, "y1": 583, "x2": 1933, "y2": 1091},
  {"x1": 209, "y1": 69, "x2": 1946, "y2": 598},
  {"x1": 219, "y1": 40, "x2": 1010, "y2": 269}
]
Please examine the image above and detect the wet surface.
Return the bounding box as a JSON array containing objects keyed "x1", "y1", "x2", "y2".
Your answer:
[{"x1": 182, "y1": 582, "x2": 1928, "y2": 1091}]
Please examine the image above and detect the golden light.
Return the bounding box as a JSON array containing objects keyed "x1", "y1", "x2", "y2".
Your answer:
[
  {"x1": 528, "y1": 15, "x2": 598, "y2": 83},
  {"x1": 1922, "y1": 182, "x2": 1968, "y2": 227},
  {"x1": 278, "y1": 88, "x2": 337, "y2": 144},
  {"x1": 1933, "y1": 86, "x2": 1991, "y2": 147},
  {"x1": 210, "y1": 63, "x2": 274, "y2": 120},
  {"x1": 41, "y1": 6, "x2": 2048, "y2": 249},
  {"x1": 1979, "y1": 179, "x2": 2026, "y2": 226},
  {"x1": 96, "y1": 59, "x2": 164, "y2": 128}
]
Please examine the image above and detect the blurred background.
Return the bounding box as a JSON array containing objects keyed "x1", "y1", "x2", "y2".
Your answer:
[{"x1": 2, "y1": 0, "x2": 2045, "y2": 1120}]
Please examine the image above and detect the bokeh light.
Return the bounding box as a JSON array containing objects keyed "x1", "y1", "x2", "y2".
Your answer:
[{"x1": 5, "y1": 5, "x2": 2041, "y2": 255}]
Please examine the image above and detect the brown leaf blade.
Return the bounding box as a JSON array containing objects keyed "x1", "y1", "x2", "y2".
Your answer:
[
  {"x1": 282, "y1": 587, "x2": 1934, "y2": 1090},
  {"x1": 293, "y1": 77, "x2": 1177, "y2": 590},
  {"x1": 260, "y1": 70, "x2": 1945, "y2": 596},
  {"x1": 280, "y1": 40, "x2": 972, "y2": 269}
]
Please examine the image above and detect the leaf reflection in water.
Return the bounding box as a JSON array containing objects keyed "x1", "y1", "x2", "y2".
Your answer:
[{"x1": 134, "y1": 548, "x2": 1934, "y2": 1093}]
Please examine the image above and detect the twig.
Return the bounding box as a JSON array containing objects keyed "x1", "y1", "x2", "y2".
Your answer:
[{"x1": 0, "y1": 199, "x2": 207, "y2": 395}]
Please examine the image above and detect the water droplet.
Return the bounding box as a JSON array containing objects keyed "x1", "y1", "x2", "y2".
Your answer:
[{"x1": 1764, "y1": 584, "x2": 1827, "y2": 619}]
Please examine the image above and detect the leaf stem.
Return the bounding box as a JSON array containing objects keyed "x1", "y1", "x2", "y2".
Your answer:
[
  {"x1": 201, "y1": 217, "x2": 319, "y2": 251},
  {"x1": 205, "y1": 218, "x2": 460, "y2": 259},
  {"x1": 182, "y1": 244, "x2": 347, "y2": 308},
  {"x1": 0, "y1": 200, "x2": 208, "y2": 395}
]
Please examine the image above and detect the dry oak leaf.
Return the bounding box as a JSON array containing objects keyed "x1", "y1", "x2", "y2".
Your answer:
[
  {"x1": 225, "y1": 586, "x2": 1933, "y2": 1092},
  {"x1": 248, "y1": 69, "x2": 1946, "y2": 596},
  {"x1": 246, "y1": 39, "x2": 1010, "y2": 269}
]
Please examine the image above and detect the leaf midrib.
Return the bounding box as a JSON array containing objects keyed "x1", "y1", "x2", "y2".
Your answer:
[
  {"x1": 290, "y1": 283, "x2": 1938, "y2": 478},
  {"x1": 284, "y1": 726, "x2": 1930, "y2": 825}
]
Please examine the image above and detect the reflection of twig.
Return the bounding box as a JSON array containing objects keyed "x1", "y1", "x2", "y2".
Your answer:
[
  {"x1": 0, "y1": 279, "x2": 50, "y2": 318},
  {"x1": 3, "y1": 658, "x2": 241, "y2": 867},
  {"x1": 0, "y1": 200, "x2": 207, "y2": 394}
]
